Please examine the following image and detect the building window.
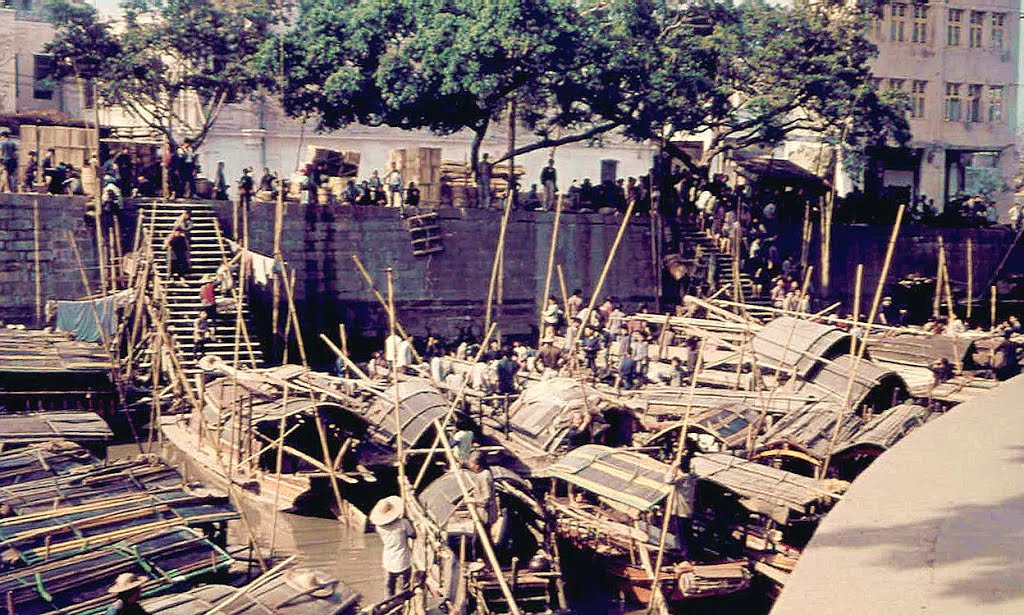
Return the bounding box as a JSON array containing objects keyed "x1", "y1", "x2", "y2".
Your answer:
[
  {"x1": 32, "y1": 54, "x2": 55, "y2": 100},
  {"x1": 912, "y1": 5, "x2": 928, "y2": 43},
  {"x1": 947, "y1": 9, "x2": 963, "y2": 46},
  {"x1": 911, "y1": 80, "x2": 926, "y2": 118},
  {"x1": 888, "y1": 78, "x2": 906, "y2": 92},
  {"x1": 991, "y1": 13, "x2": 1006, "y2": 51},
  {"x1": 969, "y1": 11, "x2": 985, "y2": 48},
  {"x1": 966, "y1": 84, "x2": 983, "y2": 122},
  {"x1": 989, "y1": 86, "x2": 1004, "y2": 122},
  {"x1": 945, "y1": 82, "x2": 962, "y2": 121},
  {"x1": 891, "y1": 3, "x2": 908, "y2": 42}
]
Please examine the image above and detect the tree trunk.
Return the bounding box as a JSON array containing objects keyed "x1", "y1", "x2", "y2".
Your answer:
[{"x1": 469, "y1": 120, "x2": 489, "y2": 177}]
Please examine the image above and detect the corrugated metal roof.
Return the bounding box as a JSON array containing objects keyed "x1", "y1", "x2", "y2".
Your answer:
[
  {"x1": 543, "y1": 444, "x2": 674, "y2": 512},
  {"x1": 751, "y1": 317, "x2": 850, "y2": 378}
]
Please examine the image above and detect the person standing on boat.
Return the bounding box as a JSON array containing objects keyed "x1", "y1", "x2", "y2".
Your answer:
[
  {"x1": 105, "y1": 573, "x2": 149, "y2": 614},
  {"x1": 467, "y1": 452, "x2": 497, "y2": 530},
  {"x1": 370, "y1": 496, "x2": 417, "y2": 597}
]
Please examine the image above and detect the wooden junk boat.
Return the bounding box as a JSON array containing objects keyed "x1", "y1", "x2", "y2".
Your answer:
[
  {"x1": 541, "y1": 444, "x2": 751, "y2": 608},
  {"x1": 366, "y1": 378, "x2": 565, "y2": 614}
]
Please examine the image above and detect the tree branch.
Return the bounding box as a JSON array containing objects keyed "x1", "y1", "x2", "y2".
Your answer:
[{"x1": 489, "y1": 120, "x2": 621, "y2": 167}]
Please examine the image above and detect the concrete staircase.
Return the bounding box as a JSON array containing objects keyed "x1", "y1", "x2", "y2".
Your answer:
[
  {"x1": 141, "y1": 201, "x2": 264, "y2": 374},
  {"x1": 678, "y1": 219, "x2": 768, "y2": 306}
]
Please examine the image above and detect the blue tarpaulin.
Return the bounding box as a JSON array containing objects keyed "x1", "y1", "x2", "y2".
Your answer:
[{"x1": 55, "y1": 289, "x2": 133, "y2": 343}]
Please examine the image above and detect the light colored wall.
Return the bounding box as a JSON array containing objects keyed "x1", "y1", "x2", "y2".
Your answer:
[
  {"x1": 199, "y1": 99, "x2": 657, "y2": 193},
  {"x1": 868, "y1": 0, "x2": 1020, "y2": 208}
]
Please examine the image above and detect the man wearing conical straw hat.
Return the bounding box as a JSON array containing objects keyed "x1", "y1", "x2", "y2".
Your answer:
[
  {"x1": 371, "y1": 495, "x2": 417, "y2": 597},
  {"x1": 105, "y1": 573, "x2": 148, "y2": 614}
]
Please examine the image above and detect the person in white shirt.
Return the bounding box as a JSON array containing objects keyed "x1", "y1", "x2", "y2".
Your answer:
[
  {"x1": 384, "y1": 162, "x2": 404, "y2": 207},
  {"x1": 370, "y1": 496, "x2": 417, "y2": 597}
]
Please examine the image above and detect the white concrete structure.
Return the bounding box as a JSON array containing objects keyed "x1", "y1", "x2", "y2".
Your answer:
[{"x1": 197, "y1": 99, "x2": 658, "y2": 198}]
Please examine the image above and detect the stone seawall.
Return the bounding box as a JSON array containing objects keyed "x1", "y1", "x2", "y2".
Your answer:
[
  {"x1": 211, "y1": 201, "x2": 658, "y2": 358},
  {"x1": 0, "y1": 194, "x2": 104, "y2": 324}
]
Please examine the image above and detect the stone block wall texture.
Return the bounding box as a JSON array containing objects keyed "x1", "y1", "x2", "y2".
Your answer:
[
  {"x1": 0, "y1": 194, "x2": 102, "y2": 324},
  {"x1": 224, "y1": 201, "x2": 657, "y2": 360}
]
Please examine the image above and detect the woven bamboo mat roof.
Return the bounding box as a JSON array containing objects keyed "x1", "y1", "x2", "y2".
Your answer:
[{"x1": 0, "y1": 329, "x2": 111, "y2": 374}]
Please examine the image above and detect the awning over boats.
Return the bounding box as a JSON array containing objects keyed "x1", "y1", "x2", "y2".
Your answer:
[
  {"x1": 366, "y1": 379, "x2": 449, "y2": 447},
  {"x1": 833, "y1": 403, "x2": 930, "y2": 457},
  {"x1": 506, "y1": 378, "x2": 610, "y2": 453},
  {"x1": 690, "y1": 453, "x2": 840, "y2": 522},
  {"x1": 418, "y1": 466, "x2": 533, "y2": 525},
  {"x1": 141, "y1": 570, "x2": 362, "y2": 614},
  {"x1": 0, "y1": 528, "x2": 233, "y2": 615},
  {"x1": 759, "y1": 401, "x2": 862, "y2": 460},
  {"x1": 0, "y1": 441, "x2": 97, "y2": 488},
  {"x1": 543, "y1": 444, "x2": 674, "y2": 513},
  {"x1": 866, "y1": 332, "x2": 978, "y2": 368},
  {"x1": 801, "y1": 355, "x2": 907, "y2": 410},
  {"x1": 0, "y1": 411, "x2": 112, "y2": 445},
  {"x1": 751, "y1": 317, "x2": 851, "y2": 377},
  {"x1": 683, "y1": 403, "x2": 763, "y2": 450}
]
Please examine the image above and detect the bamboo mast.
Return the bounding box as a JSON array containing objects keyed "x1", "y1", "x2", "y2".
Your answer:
[
  {"x1": 539, "y1": 195, "x2": 564, "y2": 343},
  {"x1": 646, "y1": 341, "x2": 707, "y2": 615},
  {"x1": 387, "y1": 268, "x2": 408, "y2": 501},
  {"x1": 485, "y1": 193, "x2": 515, "y2": 335},
  {"x1": 272, "y1": 36, "x2": 286, "y2": 362},
  {"x1": 991, "y1": 285, "x2": 998, "y2": 329},
  {"x1": 32, "y1": 197, "x2": 42, "y2": 325},
  {"x1": 850, "y1": 264, "x2": 863, "y2": 356},
  {"x1": 580, "y1": 199, "x2": 637, "y2": 332},
  {"x1": 933, "y1": 236, "x2": 945, "y2": 319},
  {"x1": 351, "y1": 255, "x2": 422, "y2": 362},
  {"x1": 966, "y1": 238, "x2": 974, "y2": 322},
  {"x1": 820, "y1": 204, "x2": 905, "y2": 479}
]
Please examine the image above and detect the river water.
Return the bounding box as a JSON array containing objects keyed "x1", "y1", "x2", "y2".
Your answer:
[{"x1": 110, "y1": 441, "x2": 772, "y2": 614}]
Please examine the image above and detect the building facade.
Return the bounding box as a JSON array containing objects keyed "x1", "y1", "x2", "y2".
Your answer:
[
  {"x1": 866, "y1": 0, "x2": 1020, "y2": 211},
  {"x1": 0, "y1": 3, "x2": 82, "y2": 118}
]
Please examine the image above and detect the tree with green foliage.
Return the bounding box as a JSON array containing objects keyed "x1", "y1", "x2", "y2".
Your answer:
[
  {"x1": 271, "y1": 0, "x2": 908, "y2": 175},
  {"x1": 44, "y1": 0, "x2": 280, "y2": 150}
]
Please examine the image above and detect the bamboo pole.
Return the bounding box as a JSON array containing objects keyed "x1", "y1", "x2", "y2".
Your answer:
[
  {"x1": 580, "y1": 199, "x2": 637, "y2": 334},
  {"x1": 351, "y1": 255, "x2": 422, "y2": 362},
  {"x1": 820, "y1": 204, "x2": 905, "y2": 479},
  {"x1": 387, "y1": 267, "x2": 409, "y2": 504},
  {"x1": 211, "y1": 218, "x2": 258, "y2": 368},
  {"x1": 411, "y1": 321, "x2": 497, "y2": 492},
  {"x1": 32, "y1": 197, "x2": 43, "y2": 325},
  {"x1": 284, "y1": 270, "x2": 296, "y2": 364},
  {"x1": 147, "y1": 329, "x2": 161, "y2": 453},
  {"x1": 539, "y1": 194, "x2": 564, "y2": 344},
  {"x1": 940, "y1": 240, "x2": 956, "y2": 319},
  {"x1": 431, "y1": 417, "x2": 523, "y2": 615},
  {"x1": 991, "y1": 285, "x2": 998, "y2": 330},
  {"x1": 207, "y1": 554, "x2": 297, "y2": 614},
  {"x1": 108, "y1": 227, "x2": 118, "y2": 291},
  {"x1": 933, "y1": 237, "x2": 945, "y2": 318},
  {"x1": 320, "y1": 334, "x2": 371, "y2": 381},
  {"x1": 850, "y1": 264, "x2": 863, "y2": 356},
  {"x1": 281, "y1": 263, "x2": 308, "y2": 367},
  {"x1": 485, "y1": 192, "x2": 515, "y2": 334},
  {"x1": 646, "y1": 341, "x2": 707, "y2": 615},
  {"x1": 966, "y1": 238, "x2": 974, "y2": 323}
]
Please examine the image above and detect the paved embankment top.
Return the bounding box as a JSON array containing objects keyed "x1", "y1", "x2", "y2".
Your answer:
[{"x1": 772, "y1": 373, "x2": 1024, "y2": 615}]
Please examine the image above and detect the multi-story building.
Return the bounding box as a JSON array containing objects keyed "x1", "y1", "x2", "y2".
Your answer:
[
  {"x1": 866, "y1": 0, "x2": 1019, "y2": 212},
  {"x1": 0, "y1": 2, "x2": 82, "y2": 117}
]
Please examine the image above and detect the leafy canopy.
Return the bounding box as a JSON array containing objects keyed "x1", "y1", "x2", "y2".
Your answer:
[{"x1": 44, "y1": 0, "x2": 281, "y2": 148}]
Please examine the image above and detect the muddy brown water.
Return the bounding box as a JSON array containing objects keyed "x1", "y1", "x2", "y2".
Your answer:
[{"x1": 110, "y1": 443, "x2": 771, "y2": 613}]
